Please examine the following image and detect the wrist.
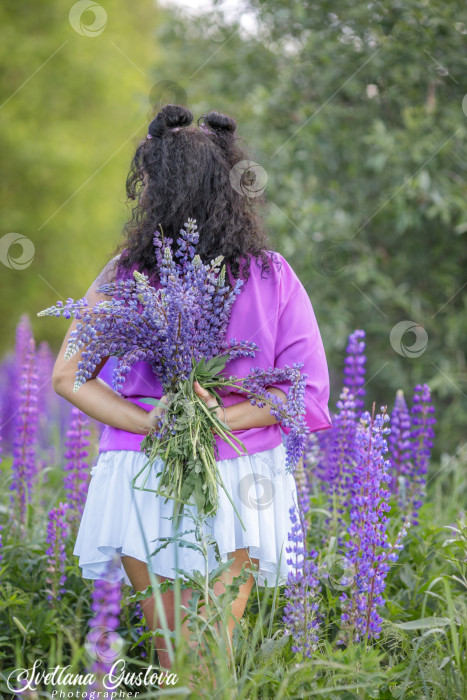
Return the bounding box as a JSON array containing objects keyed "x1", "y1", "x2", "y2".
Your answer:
[
  {"x1": 146, "y1": 412, "x2": 159, "y2": 433},
  {"x1": 217, "y1": 404, "x2": 228, "y2": 427},
  {"x1": 141, "y1": 408, "x2": 164, "y2": 435}
]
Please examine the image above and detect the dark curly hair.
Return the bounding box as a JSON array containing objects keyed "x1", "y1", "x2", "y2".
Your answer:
[{"x1": 113, "y1": 104, "x2": 273, "y2": 285}]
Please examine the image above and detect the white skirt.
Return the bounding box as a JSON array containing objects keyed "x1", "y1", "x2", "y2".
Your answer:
[{"x1": 73, "y1": 441, "x2": 299, "y2": 588}]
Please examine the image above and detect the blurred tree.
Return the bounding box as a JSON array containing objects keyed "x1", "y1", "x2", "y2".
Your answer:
[
  {"x1": 245, "y1": 0, "x2": 467, "y2": 457},
  {"x1": 0, "y1": 0, "x2": 163, "y2": 350},
  {"x1": 151, "y1": 0, "x2": 467, "y2": 456}
]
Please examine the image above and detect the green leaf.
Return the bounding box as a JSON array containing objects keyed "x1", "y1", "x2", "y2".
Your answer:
[
  {"x1": 138, "y1": 397, "x2": 166, "y2": 408},
  {"x1": 394, "y1": 617, "x2": 452, "y2": 630},
  {"x1": 12, "y1": 616, "x2": 28, "y2": 635}
]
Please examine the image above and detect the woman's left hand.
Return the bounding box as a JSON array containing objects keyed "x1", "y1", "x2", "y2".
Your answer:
[{"x1": 193, "y1": 380, "x2": 225, "y2": 424}]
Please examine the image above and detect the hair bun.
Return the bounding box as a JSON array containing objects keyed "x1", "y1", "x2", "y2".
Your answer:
[
  {"x1": 203, "y1": 111, "x2": 236, "y2": 134},
  {"x1": 148, "y1": 104, "x2": 193, "y2": 138}
]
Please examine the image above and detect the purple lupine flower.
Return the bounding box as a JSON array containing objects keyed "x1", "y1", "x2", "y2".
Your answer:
[
  {"x1": 240, "y1": 362, "x2": 309, "y2": 472},
  {"x1": 282, "y1": 458, "x2": 321, "y2": 658},
  {"x1": 15, "y1": 313, "x2": 34, "y2": 369},
  {"x1": 86, "y1": 557, "x2": 122, "y2": 690},
  {"x1": 38, "y1": 220, "x2": 255, "y2": 394},
  {"x1": 0, "y1": 353, "x2": 17, "y2": 455},
  {"x1": 305, "y1": 418, "x2": 336, "y2": 498},
  {"x1": 302, "y1": 431, "x2": 324, "y2": 498},
  {"x1": 319, "y1": 388, "x2": 359, "y2": 540},
  {"x1": 0, "y1": 315, "x2": 35, "y2": 457},
  {"x1": 11, "y1": 676, "x2": 39, "y2": 699},
  {"x1": 343, "y1": 329, "x2": 366, "y2": 415},
  {"x1": 408, "y1": 383, "x2": 436, "y2": 526},
  {"x1": 45, "y1": 502, "x2": 69, "y2": 603},
  {"x1": 10, "y1": 336, "x2": 39, "y2": 525},
  {"x1": 134, "y1": 601, "x2": 148, "y2": 659},
  {"x1": 64, "y1": 406, "x2": 91, "y2": 524},
  {"x1": 38, "y1": 219, "x2": 311, "y2": 476},
  {"x1": 339, "y1": 406, "x2": 408, "y2": 643},
  {"x1": 387, "y1": 389, "x2": 413, "y2": 498},
  {"x1": 35, "y1": 340, "x2": 55, "y2": 448}
]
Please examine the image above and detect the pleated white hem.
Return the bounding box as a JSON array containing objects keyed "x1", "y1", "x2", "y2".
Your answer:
[{"x1": 73, "y1": 442, "x2": 298, "y2": 588}]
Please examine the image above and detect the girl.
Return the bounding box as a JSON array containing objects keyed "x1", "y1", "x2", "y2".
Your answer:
[{"x1": 52, "y1": 104, "x2": 332, "y2": 672}]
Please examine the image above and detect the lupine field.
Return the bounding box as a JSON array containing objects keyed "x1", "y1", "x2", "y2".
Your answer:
[{"x1": 0, "y1": 314, "x2": 465, "y2": 699}]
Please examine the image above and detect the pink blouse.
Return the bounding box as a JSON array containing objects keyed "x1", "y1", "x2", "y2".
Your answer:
[{"x1": 97, "y1": 250, "x2": 333, "y2": 459}]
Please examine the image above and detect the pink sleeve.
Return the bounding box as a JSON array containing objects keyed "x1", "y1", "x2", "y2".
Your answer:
[{"x1": 270, "y1": 260, "x2": 333, "y2": 435}]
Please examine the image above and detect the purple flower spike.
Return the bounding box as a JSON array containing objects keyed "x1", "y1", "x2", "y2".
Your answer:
[
  {"x1": 15, "y1": 313, "x2": 34, "y2": 369},
  {"x1": 86, "y1": 557, "x2": 122, "y2": 690},
  {"x1": 241, "y1": 362, "x2": 309, "y2": 472},
  {"x1": 339, "y1": 406, "x2": 409, "y2": 643},
  {"x1": 35, "y1": 340, "x2": 56, "y2": 451},
  {"x1": 1, "y1": 315, "x2": 35, "y2": 456},
  {"x1": 408, "y1": 383, "x2": 436, "y2": 526},
  {"x1": 45, "y1": 502, "x2": 69, "y2": 603},
  {"x1": 388, "y1": 389, "x2": 412, "y2": 497},
  {"x1": 134, "y1": 601, "x2": 148, "y2": 659},
  {"x1": 38, "y1": 220, "x2": 255, "y2": 395},
  {"x1": 282, "y1": 459, "x2": 321, "y2": 658},
  {"x1": 10, "y1": 336, "x2": 39, "y2": 526},
  {"x1": 64, "y1": 406, "x2": 91, "y2": 524},
  {"x1": 343, "y1": 329, "x2": 366, "y2": 415},
  {"x1": 0, "y1": 353, "x2": 17, "y2": 454},
  {"x1": 282, "y1": 503, "x2": 321, "y2": 658}
]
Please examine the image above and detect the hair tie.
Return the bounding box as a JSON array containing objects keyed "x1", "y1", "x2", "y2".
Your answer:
[
  {"x1": 147, "y1": 123, "x2": 213, "y2": 139},
  {"x1": 147, "y1": 126, "x2": 182, "y2": 139},
  {"x1": 199, "y1": 122, "x2": 215, "y2": 135}
]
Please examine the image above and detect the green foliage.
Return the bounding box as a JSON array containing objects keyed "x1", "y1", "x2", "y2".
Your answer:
[{"x1": 1, "y1": 440, "x2": 467, "y2": 697}]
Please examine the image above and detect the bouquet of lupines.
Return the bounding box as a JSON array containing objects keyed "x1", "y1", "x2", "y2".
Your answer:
[{"x1": 38, "y1": 219, "x2": 309, "y2": 528}]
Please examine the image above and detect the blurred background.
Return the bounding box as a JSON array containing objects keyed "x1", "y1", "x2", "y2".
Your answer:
[{"x1": 0, "y1": 0, "x2": 466, "y2": 459}]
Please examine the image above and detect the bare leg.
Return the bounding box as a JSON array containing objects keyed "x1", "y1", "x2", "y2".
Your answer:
[
  {"x1": 210, "y1": 548, "x2": 259, "y2": 645},
  {"x1": 120, "y1": 555, "x2": 192, "y2": 670},
  {"x1": 121, "y1": 548, "x2": 259, "y2": 672}
]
